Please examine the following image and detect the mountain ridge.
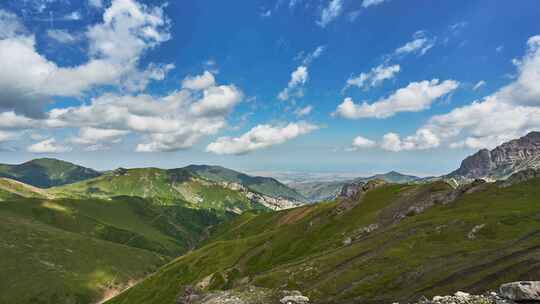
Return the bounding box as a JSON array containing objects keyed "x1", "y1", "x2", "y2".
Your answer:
[
  {"x1": 448, "y1": 131, "x2": 540, "y2": 182},
  {"x1": 0, "y1": 158, "x2": 101, "y2": 188}
]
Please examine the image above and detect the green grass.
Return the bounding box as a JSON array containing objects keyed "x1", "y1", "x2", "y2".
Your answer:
[
  {"x1": 0, "y1": 195, "x2": 225, "y2": 304},
  {"x1": 49, "y1": 168, "x2": 267, "y2": 214},
  {"x1": 106, "y1": 178, "x2": 540, "y2": 304}
]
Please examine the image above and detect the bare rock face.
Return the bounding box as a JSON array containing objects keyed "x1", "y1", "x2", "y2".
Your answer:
[
  {"x1": 500, "y1": 281, "x2": 540, "y2": 301},
  {"x1": 449, "y1": 132, "x2": 540, "y2": 181}
]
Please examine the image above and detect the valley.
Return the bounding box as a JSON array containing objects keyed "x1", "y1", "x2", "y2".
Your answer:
[{"x1": 1, "y1": 132, "x2": 540, "y2": 304}]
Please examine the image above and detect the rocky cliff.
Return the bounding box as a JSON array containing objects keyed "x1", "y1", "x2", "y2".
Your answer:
[{"x1": 449, "y1": 131, "x2": 540, "y2": 181}]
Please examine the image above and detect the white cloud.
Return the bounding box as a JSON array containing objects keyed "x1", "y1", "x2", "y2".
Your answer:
[
  {"x1": 260, "y1": 10, "x2": 272, "y2": 18},
  {"x1": 206, "y1": 122, "x2": 318, "y2": 155},
  {"x1": 294, "y1": 105, "x2": 313, "y2": 117},
  {"x1": 27, "y1": 138, "x2": 71, "y2": 153},
  {"x1": 380, "y1": 129, "x2": 440, "y2": 151},
  {"x1": 70, "y1": 127, "x2": 129, "y2": 146},
  {"x1": 378, "y1": 35, "x2": 540, "y2": 151},
  {"x1": 301, "y1": 45, "x2": 325, "y2": 65},
  {"x1": 0, "y1": 0, "x2": 171, "y2": 118},
  {"x1": 89, "y1": 0, "x2": 103, "y2": 8},
  {"x1": 182, "y1": 71, "x2": 216, "y2": 90},
  {"x1": 351, "y1": 135, "x2": 376, "y2": 149},
  {"x1": 473, "y1": 80, "x2": 486, "y2": 91},
  {"x1": 317, "y1": 0, "x2": 343, "y2": 28},
  {"x1": 361, "y1": 0, "x2": 389, "y2": 8},
  {"x1": 45, "y1": 72, "x2": 243, "y2": 152},
  {"x1": 449, "y1": 21, "x2": 467, "y2": 34},
  {"x1": 63, "y1": 11, "x2": 82, "y2": 21},
  {"x1": 278, "y1": 65, "x2": 309, "y2": 101},
  {"x1": 496, "y1": 45, "x2": 504, "y2": 53},
  {"x1": 0, "y1": 130, "x2": 16, "y2": 142},
  {"x1": 334, "y1": 79, "x2": 459, "y2": 119},
  {"x1": 0, "y1": 10, "x2": 26, "y2": 39},
  {"x1": 46, "y1": 29, "x2": 79, "y2": 43},
  {"x1": 344, "y1": 64, "x2": 400, "y2": 91},
  {"x1": 395, "y1": 31, "x2": 436, "y2": 56}
]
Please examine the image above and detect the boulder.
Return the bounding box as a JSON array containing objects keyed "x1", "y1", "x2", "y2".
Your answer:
[
  {"x1": 280, "y1": 295, "x2": 310, "y2": 304},
  {"x1": 500, "y1": 281, "x2": 540, "y2": 301}
]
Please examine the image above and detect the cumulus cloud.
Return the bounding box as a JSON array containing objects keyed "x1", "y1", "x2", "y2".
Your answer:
[
  {"x1": 0, "y1": 0, "x2": 171, "y2": 117},
  {"x1": 317, "y1": 0, "x2": 343, "y2": 28},
  {"x1": 182, "y1": 71, "x2": 216, "y2": 90},
  {"x1": 70, "y1": 127, "x2": 129, "y2": 149},
  {"x1": 377, "y1": 35, "x2": 540, "y2": 151},
  {"x1": 344, "y1": 64, "x2": 400, "y2": 91},
  {"x1": 473, "y1": 80, "x2": 486, "y2": 91},
  {"x1": 0, "y1": 69, "x2": 242, "y2": 153},
  {"x1": 380, "y1": 130, "x2": 440, "y2": 152},
  {"x1": 394, "y1": 31, "x2": 436, "y2": 57},
  {"x1": 361, "y1": 0, "x2": 389, "y2": 8},
  {"x1": 294, "y1": 105, "x2": 313, "y2": 117},
  {"x1": 350, "y1": 135, "x2": 376, "y2": 150},
  {"x1": 27, "y1": 138, "x2": 71, "y2": 153},
  {"x1": 278, "y1": 65, "x2": 309, "y2": 101},
  {"x1": 206, "y1": 122, "x2": 318, "y2": 155},
  {"x1": 334, "y1": 79, "x2": 459, "y2": 119},
  {"x1": 46, "y1": 29, "x2": 79, "y2": 43}
]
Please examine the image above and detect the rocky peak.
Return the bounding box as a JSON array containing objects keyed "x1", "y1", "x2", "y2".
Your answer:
[{"x1": 449, "y1": 132, "x2": 540, "y2": 180}]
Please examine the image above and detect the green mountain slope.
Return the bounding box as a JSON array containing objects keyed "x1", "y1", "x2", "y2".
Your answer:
[
  {"x1": 0, "y1": 195, "x2": 224, "y2": 304},
  {"x1": 0, "y1": 158, "x2": 101, "y2": 188},
  {"x1": 184, "y1": 165, "x2": 307, "y2": 202},
  {"x1": 106, "y1": 175, "x2": 540, "y2": 304},
  {"x1": 49, "y1": 167, "x2": 266, "y2": 213},
  {"x1": 0, "y1": 177, "x2": 49, "y2": 200}
]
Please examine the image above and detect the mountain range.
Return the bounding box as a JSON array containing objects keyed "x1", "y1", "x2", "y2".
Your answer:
[
  {"x1": 105, "y1": 170, "x2": 540, "y2": 304},
  {"x1": 290, "y1": 171, "x2": 421, "y2": 202},
  {"x1": 1, "y1": 132, "x2": 540, "y2": 304}
]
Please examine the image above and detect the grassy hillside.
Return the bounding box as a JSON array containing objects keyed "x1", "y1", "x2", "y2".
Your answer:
[
  {"x1": 49, "y1": 168, "x2": 265, "y2": 213},
  {"x1": 107, "y1": 177, "x2": 540, "y2": 304},
  {"x1": 0, "y1": 195, "x2": 224, "y2": 304},
  {"x1": 0, "y1": 177, "x2": 49, "y2": 200},
  {"x1": 0, "y1": 158, "x2": 101, "y2": 188},
  {"x1": 185, "y1": 165, "x2": 307, "y2": 202}
]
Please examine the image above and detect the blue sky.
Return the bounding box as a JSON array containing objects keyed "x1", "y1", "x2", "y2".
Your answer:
[{"x1": 0, "y1": 0, "x2": 539, "y2": 178}]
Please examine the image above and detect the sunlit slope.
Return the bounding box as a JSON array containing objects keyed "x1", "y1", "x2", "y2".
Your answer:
[
  {"x1": 107, "y1": 177, "x2": 540, "y2": 304},
  {"x1": 184, "y1": 165, "x2": 307, "y2": 201},
  {"x1": 49, "y1": 168, "x2": 264, "y2": 213},
  {"x1": 0, "y1": 196, "x2": 222, "y2": 304}
]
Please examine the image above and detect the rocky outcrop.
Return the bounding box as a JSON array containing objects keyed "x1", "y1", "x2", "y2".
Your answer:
[
  {"x1": 500, "y1": 281, "x2": 540, "y2": 302},
  {"x1": 334, "y1": 180, "x2": 386, "y2": 215},
  {"x1": 449, "y1": 132, "x2": 540, "y2": 182},
  {"x1": 280, "y1": 290, "x2": 310, "y2": 304},
  {"x1": 499, "y1": 168, "x2": 540, "y2": 188},
  {"x1": 219, "y1": 181, "x2": 303, "y2": 211}
]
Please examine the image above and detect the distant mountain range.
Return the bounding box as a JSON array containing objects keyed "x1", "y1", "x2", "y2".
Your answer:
[
  {"x1": 0, "y1": 158, "x2": 101, "y2": 188},
  {"x1": 0, "y1": 159, "x2": 307, "y2": 211},
  {"x1": 290, "y1": 171, "x2": 421, "y2": 202}
]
